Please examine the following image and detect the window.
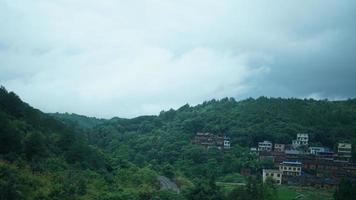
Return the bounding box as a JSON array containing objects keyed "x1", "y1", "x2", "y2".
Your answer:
[{"x1": 277, "y1": 174, "x2": 280, "y2": 177}]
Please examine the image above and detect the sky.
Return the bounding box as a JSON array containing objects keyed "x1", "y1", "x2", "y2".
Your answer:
[{"x1": 1, "y1": 0, "x2": 356, "y2": 118}]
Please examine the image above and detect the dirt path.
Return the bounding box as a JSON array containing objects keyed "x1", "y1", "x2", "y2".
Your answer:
[{"x1": 157, "y1": 176, "x2": 180, "y2": 193}]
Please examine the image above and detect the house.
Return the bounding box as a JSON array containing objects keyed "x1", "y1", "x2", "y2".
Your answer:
[
  {"x1": 292, "y1": 133, "x2": 309, "y2": 148},
  {"x1": 262, "y1": 169, "x2": 282, "y2": 185},
  {"x1": 250, "y1": 147, "x2": 257, "y2": 152},
  {"x1": 309, "y1": 147, "x2": 330, "y2": 155},
  {"x1": 223, "y1": 136, "x2": 231, "y2": 149},
  {"x1": 193, "y1": 132, "x2": 215, "y2": 147},
  {"x1": 338, "y1": 143, "x2": 352, "y2": 154},
  {"x1": 193, "y1": 132, "x2": 231, "y2": 149},
  {"x1": 279, "y1": 161, "x2": 302, "y2": 176},
  {"x1": 258, "y1": 141, "x2": 272, "y2": 152},
  {"x1": 336, "y1": 143, "x2": 352, "y2": 162},
  {"x1": 274, "y1": 144, "x2": 285, "y2": 152}
]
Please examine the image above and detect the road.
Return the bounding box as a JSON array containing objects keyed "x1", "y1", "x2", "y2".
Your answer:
[{"x1": 157, "y1": 176, "x2": 180, "y2": 193}]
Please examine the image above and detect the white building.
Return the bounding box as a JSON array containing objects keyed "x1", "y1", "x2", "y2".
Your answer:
[
  {"x1": 338, "y1": 143, "x2": 352, "y2": 154},
  {"x1": 250, "y1": 147, "x2": 258, "y2": 154},
  {"x1": 292, "y1": 133, "x2": 309, "y2": 148},
  {"x1": 309, "y1": 147, "x2": 328, "y2": 155},
  {"x1": 279, "y1": 161, "x2": 302, "y2": 176},
  {"x1": 337, "y1": 143, "x2": 352, "y2": 161},
  {"x1": 224, "y1": 136, "x2": 231, "y2": 149},
  {"x1": 258, "y1": 141, "x2": 272, "y2": 152},
  {"x1": 262, "y1": 169, "x2": 282, "y2": 185}
]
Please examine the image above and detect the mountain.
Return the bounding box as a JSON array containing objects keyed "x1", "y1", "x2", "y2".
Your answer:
[
  {"x1": 2, "y1": 86, "x2": 356, "y2": 200},
  {"x1": 0, "y1": 86, "x2": 163, "y2": 200},
  {"x1": 89, "y1": 96, "x2": 356, "y2": 152},
  {"x1": 84, "y1": 97, "x2": 356, "y2": 181}
]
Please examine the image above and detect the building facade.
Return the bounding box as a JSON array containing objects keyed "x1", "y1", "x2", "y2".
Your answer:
[
  {"x1": 258, "y1": 141, "x2": 273, "y2": 152},
  {"x1": 258, "y1": 141, "x2": 272, "y2": 151},
  {"x1": 274, "y1": 144, "x2": 285, "y2": 152},
  {"x1": 309, "y1": 147, "x2": 329, "y2": 155},
  {"x1": 279, "y1": 161, "x2": 302, "y2": 176},
  {"x1": 337, "y1": 143, "x2": 352, "y2": 161},
  {"x1": 338, "y1": 143, "x2": 352, "y2": 155},
  {"x1": 262, "y1": 169, "x2": 282, "y2": 185},
  {"x1": 292, "y1": 133, "x2": 309, "y2": 148},
  {"x1": 193, "y1": 133, "x2": 230, "y2": 149},
  {"x1": 223, "y1": 136, "x2": 231, "y2": 149}
]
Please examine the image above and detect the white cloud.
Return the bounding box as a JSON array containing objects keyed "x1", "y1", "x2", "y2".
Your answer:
[
  {"x1": 2, "y1": 45, "x2": 269, "y2": 117},
  {"x1": 0, "y1": 0, "x2": 355, "y2": 117}
]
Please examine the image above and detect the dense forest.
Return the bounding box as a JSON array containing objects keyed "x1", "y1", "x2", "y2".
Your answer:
[{"x1": 1, "y1": 86, "x2": 356, "y2": 200}]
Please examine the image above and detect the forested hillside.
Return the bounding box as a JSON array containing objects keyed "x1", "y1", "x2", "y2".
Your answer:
[
  {"x1": 2, "y1": 85, "x2": 356, "y2": 200},
  {"x1": 87, "y1": 97, "x2": 356, "y2": 168},
  {"x1": 0, "y1": 87, "x2": 166, "y2": 200}
]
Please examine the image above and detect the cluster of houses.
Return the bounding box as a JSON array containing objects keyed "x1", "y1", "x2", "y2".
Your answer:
[
  {"x1": 192, "y1": 132, "x2": 355, "y2": 186},
  {"x1": 256, "y1": 134, "x2": 355, "y2": 186},
  {"x1": 192, "y1": 132, "x2": 231, "y2": 149}
]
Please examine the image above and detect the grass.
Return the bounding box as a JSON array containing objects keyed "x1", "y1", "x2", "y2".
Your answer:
[
  {"x1": 278, "y1": 185, "x2": 334, "y2": 200},
  {"x1": 216, "y1": 173, "x2": 246, "y2": 194}
]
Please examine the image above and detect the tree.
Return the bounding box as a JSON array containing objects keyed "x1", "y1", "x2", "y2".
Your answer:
[
  {"x1": 334, "y1": 178, "x2": 356, "y2": 200},
  {"x1": 23, "y1": 132, "x2": 47, "y2": 160},
  {"x1": 0, "y1": 113, "x2": 22, "y2": 155},
  {"x1": 184, "y1": 178, "x2": 224, "y2": 200}
]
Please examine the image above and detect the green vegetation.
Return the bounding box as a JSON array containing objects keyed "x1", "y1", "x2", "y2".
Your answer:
[
  {"x1": 0, "y1": 86, "x2": 159, "y2": 199},
  {"x1": 50, "y1": 112, "x2": 107, "y2": 130},
  {"x1": 1, "y1": 86, "x2": 356, "y2": 199},
  {"x1": 334, "y1": 178, "x2": 356, "y2": 200},
  {"x1": 278, "y1": 186, "x2": 333, "y2": 200}
]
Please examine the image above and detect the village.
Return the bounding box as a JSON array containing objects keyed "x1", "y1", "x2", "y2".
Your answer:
[{"x1": 192, "y1": 132, "x2": 356, "y2": 186}]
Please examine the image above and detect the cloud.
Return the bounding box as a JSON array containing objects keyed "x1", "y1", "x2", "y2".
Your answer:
[
  {"x1": 2, "y1": 45, "x2": 269, "y2": 117},
  {"x1": 0, "y1": 0, "x2": 355, "y2": 117}
]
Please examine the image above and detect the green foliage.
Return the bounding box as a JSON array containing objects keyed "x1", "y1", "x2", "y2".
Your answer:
[
  {"x1": 184, "y1": 178, "x2": 225, "y2": 200},
  {"x1": 218, "y1": 173, "x2": 245, "y2": 183},
  {"x1": 152, "y1": 190, "x2": 184, "y2": 200},
  {"x1": 334, "y1": 178, "x2": 356, "y2": 200},
  {"x1": 0, "y1": 112, "x2": 22, "y2": 156},
  {"x1": 226, "y1": 178, "x2": 278, "y2": 200},
  {"x1": 0, "y1": 87, "x2": 163, "y2": 199},
  {"x1": 50, "y1": 112, "x2": 107, "y2": 130},
  {"x1": 0, "y1": 161, "x2": 48, "y2": 200},
  {"x1": 162, "y1": 163, "x2": 176, "y2": 179},
  {"x1": 23, "y1": 131, "x2": 47, "y2": 160}
]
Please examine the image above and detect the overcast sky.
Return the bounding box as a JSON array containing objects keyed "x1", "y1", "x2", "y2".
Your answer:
[{"x1": 1, "y1": 0, "x2": 356, "y2": 118}]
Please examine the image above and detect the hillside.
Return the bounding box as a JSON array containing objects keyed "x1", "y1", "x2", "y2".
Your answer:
[
  {"x1": 88, "y1": 97, "x2": 356, "y2": 154},
  {"x1": 0, "y1": 87, "x2": 166, "y2": 200},
  {"x1": 2, "y1": 86, "x2": 356, "y2": 200},
  {"x1": 83, "y1": 97, "x2": 356, "y2": 184}
]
